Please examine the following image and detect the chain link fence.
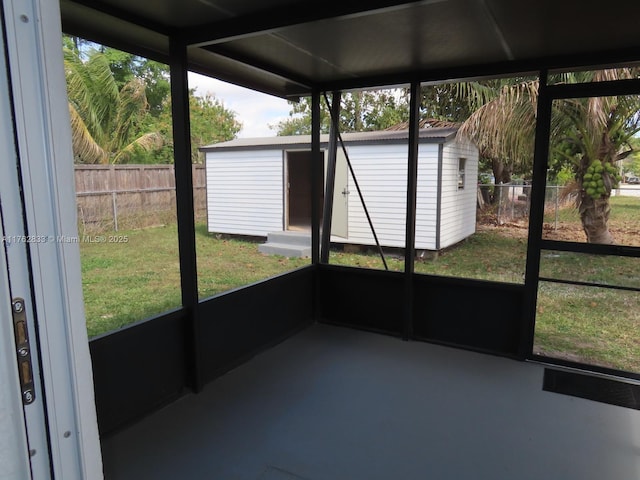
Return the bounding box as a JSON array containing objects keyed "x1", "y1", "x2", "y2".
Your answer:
[
  {"x1": 478, "y1": 183, "x2": 640, "y2": 228},
  {"x1": 478, "y1": 183, "x2": 573, "y2": 228}
]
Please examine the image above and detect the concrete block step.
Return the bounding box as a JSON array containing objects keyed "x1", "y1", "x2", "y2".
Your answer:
[
  {"x1": 258, "y1": 242, "x2": 311, "y2": 258},
  {"x1": 265, "y1": 231, "x2": 311, "y2": 247}
]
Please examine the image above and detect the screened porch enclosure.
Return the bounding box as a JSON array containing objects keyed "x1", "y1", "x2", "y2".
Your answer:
[{"x1": 56, "y1": 1, "x2": 640, "y2": 478}]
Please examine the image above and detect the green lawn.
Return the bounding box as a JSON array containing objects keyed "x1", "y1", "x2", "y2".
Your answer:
[
  {"x1": 80, "y1": 196, "x2": 640, "y2": 374},
  {"x1": 81, "y1": 223, "x2": 310, "y2": 337}
]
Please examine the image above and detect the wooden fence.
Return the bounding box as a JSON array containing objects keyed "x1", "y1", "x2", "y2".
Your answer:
[{"x1": 75, "y1": 164, "x2": 206, "y2": 234}]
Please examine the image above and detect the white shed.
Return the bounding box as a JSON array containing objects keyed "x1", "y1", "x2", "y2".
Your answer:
[{"x1": 200, "y1": 127, "x2": 478, "y2": 253}]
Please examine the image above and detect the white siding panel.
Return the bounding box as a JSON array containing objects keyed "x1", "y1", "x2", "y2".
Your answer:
[
  {"x1": 345, "y1": 144, "x2": 408, "y2": 248},
  {"x1": 415, "y1": 144, "x2": 440, "y2": 249},
  {"x1": 439, "y1": 139, "x2": 478, "y2": 248},
  {"x1": 206, "y1": 149, "x2": 283, "y2": 236}
]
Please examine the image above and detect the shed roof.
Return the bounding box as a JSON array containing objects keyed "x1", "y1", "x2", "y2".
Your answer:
[
  {"x1": 60, "y1": 1, "x2": 640, "y2": 100},
  {"x1": 200, "y1": 126, "x2": 460, "y2": 152}
]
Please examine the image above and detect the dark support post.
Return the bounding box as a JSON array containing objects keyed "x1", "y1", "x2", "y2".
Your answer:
[
  {"x1": 321, "y1": 91, "x2": 341, "y2": 263},
  {"x1": 521, "y1": 70, "x2": 550, "y2": 358},
  {"x1": 169, "y1": 38, "x2": 202, "y2": 391},
  {"x1": 311, "y1": 89, "x2": 322, "y2": 322},
  {"x1": 403, "y1": 80, "x2": 421, "y2": 340},
  {"x1": 311, "y1": 90, "x2": 322, "y2": 264}
]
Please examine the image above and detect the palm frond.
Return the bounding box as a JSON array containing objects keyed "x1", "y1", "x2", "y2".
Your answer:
[
  {"x1": 457, "y1": 79, "x2": 538, "y2": 167},
  {"x1": 68, "y1": 104, "x2": 108, "y2": 164},
  {"x1": 111, "y1": 132, "x2": 164, "y2": 164},
  {"x1": 64, "y1": 48, "x2": 119, "y2": 146},
  {"x1": 110, "y1": 78, "x2": 149, "y2": 152}
]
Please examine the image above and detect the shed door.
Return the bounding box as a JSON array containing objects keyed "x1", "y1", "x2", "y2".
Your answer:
[
  {"x1": 286, "y1": 150, "x2": 323, "y2": 230},
  {"x1": 331, "y1": 148, "x2": 349, "y2": 238},
  {"x1": 285, "y1": 149, "x2": 349, "y2": 237}
]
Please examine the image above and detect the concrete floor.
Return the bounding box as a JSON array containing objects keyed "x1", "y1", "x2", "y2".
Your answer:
[{"x1": 100, "y1": 323, "x2": 640, "y2": 480}]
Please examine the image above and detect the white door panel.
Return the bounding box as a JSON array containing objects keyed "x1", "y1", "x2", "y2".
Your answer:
[
  {"x1": 0, "y1": 6, "x2": 52, "y2": 475},
  {"x1": 0, "y1": 0, "x2": 103, "y2": 477},
  {"x1": 331, "y1": 148, "x2": 349, "y2": 238}
]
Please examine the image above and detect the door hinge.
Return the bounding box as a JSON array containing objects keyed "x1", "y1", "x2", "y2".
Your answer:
[{"x1": 12, "y1": 298, "x2": 35, "y2": 405}]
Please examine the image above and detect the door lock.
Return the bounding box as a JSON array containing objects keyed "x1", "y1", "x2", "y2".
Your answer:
[{"x1": 12, "y1": 298, "x2": 35, "y2": 405}]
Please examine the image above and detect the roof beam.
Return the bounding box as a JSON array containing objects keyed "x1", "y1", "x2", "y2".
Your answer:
[
  {"x1": 179, "y1": 0, "x2": 441, "y2": 47},
  {"x1": 63, "y1": 0, "x2": 172, "y2": 36},
  {"x1": 316, "y1": 47, "x2": 640, "y2": 94},
  {"x1": 477, "y1": 0, "x2": 513, "y2": 61},
  {"x1": 200, "y1": 44, "x2": 314, "y2": 94}
]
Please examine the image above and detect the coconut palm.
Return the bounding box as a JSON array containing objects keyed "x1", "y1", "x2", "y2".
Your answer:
[
  {"x1": 64, "y1": 46, "x2": 163, "y2": 164},
  {"x1": 457, "y1": 79, "x2": 539, "y2": 183},
  {"x1": 458, "y1": 69, "x2": 640, "y2": 244}
]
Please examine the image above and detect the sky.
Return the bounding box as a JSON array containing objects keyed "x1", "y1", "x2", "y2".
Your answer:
[{"x1": 187, "y1": 72, "x2": 293, "y2": 138}]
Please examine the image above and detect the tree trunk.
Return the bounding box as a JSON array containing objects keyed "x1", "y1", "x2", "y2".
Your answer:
[
  {"x1": 578, "y1": 193, "x2": 614, "y2": 244},
  {"x1": 491, "y1": 158, "x2": 512, "y2": 184}
]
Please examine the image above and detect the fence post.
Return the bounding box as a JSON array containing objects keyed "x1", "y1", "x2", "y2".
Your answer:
[
  {"x1": 553, "y1": 185, "x2": 557, "y2": 230},
  {"x1": 112, "y1": 191, "x2": 118, "y2": 231},
  {"x1": 496, "y1": 183, "x2": 501, "y2": 224},
  {"x1": 511, "y1": 184, "x2": 515, "y2": 220}
]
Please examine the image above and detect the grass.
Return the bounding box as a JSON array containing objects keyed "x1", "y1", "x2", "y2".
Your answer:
[
  {"x1": 82, "y1": 225, "x2": 527, "y2": 339},
  {"x1": 544, "y1": 193, "x2": 640, "y2": 230},
  {"x1": 81, "y1": 227, "x2": 183, "y2": 337},
  {"x1": 535, "y1": 283, "x2": 640, "y2": 372},
  {"x1": 80, "y1": 196, "x2": 640, "y2": 374},
  {"x1": 81, "y1": 224, "x2": 310, "y2": 337},
  {"x1": 413, "y1": 231, "x2": 527, "y2": 283}
]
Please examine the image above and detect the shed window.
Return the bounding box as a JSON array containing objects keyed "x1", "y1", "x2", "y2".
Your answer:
[{"x1": 458, "y1": 157, "x2": 466, "y2": 189}]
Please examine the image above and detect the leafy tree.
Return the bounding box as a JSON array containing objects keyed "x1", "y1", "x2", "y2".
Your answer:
[
  {"x1": 276, "y1": 82, "x2": 525, "y2": 185},
  {"x1": 431, "y1": 77, "x2": 538, "y2": 184},
  {"x1": 147, "y1": 93, "x2": 242, "y2": 163},
  {"x1": 459, "y1": 69, "x2": 640, "y2": 243},
  {"x1": 623, "y1": 136, "x2": 640, "y2": 176},
  {"x1": 419, "y1": 83, "x2": 478, "y2": 122},
  {"x1": 275, "y1": 90, "x2": 409, "y2": 135},
  {"x1": 100, "y1": 47, "x2": 170, "y2": 117},
  {"x1": 64, "y1": 45, "x2": 164, "y2": 164},
  {"x1": 64, "y1": 37, "x2": 241, "y2": 164},
  {"x1": 63, "y1": 35, "x2": 171, "y2": 117}
]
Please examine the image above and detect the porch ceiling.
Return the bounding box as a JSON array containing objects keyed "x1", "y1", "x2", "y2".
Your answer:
[{"x1": 60, "y1": 0, "x2": 640, "y2": 99}]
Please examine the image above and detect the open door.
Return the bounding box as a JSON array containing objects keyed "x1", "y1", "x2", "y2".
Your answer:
[
  {"x1": 0, "y1": 0, "x2": 102, "y2": 477},
  {"x1": 331, "y1": 148, "x2": 349, "y2": 238},
  {"x1": 286, "y1": 150, "x2": 324, "y2": 231},
  {"x1": 285, "y1": 148, "x2": 348, "y2": 238}
]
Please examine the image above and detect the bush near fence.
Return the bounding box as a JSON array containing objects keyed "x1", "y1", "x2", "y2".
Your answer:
[{"x1": 75, "y1": 164, "x2": 206, "y2": 234}]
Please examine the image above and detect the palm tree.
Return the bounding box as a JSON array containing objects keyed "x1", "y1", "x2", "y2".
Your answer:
[
  {"x1": 64, "y1": 46, "x2": 163, "y2": 164},
  {"x1": 458, "y1": 69, "x2": 640, "y2": 244}
]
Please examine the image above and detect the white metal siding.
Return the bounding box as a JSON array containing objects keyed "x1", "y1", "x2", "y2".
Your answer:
[
  {"x1": 344, "y1": 144, "x2": 408, "y2": 248},
  {"x1": 415, "y1": 144, "x2": 441, "y2": 250},
  {"x1": 438, "y1": 139, "x2": 478, "y2": 248},
  {"x1": 205, "y1": 137, "x2": 478, "y2": 250},
  {"x1": 206, "y1": 150, "x2": 283, "y2": 236}
]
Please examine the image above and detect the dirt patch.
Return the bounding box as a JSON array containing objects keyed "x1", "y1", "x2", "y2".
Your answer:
[
  {"x1": 477, "y1": 213, "x2": 639, "y2": 244},
  {"x1": 476, "y1": 218, "x2": 585, "y2": 242}
]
